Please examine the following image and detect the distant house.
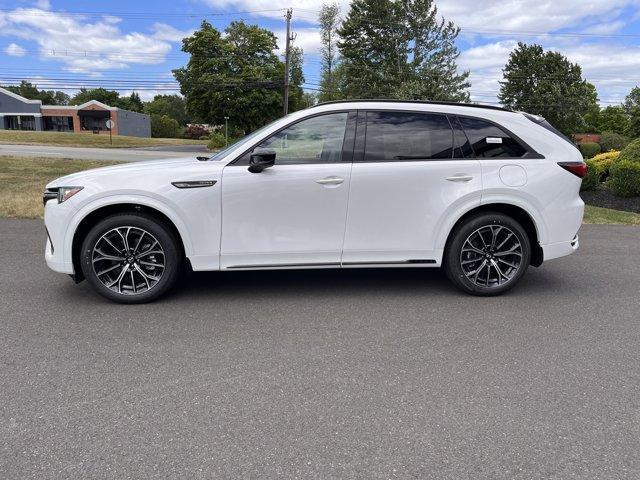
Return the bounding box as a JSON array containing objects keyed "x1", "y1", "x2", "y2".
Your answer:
[
  {"x1": 573, "y1": 133, "x2": 601, "y2": 144},
  {"x1": 0, "y1": 87, "x2": 151, "y2": 138}
]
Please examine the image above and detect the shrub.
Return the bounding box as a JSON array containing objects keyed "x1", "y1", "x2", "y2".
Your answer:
[
  {"x1": 609, "y1": 160, "x2": 640, "y2": 197},
  {"x1": 184, "y1": 124, "x2": 210, "y2": 139},
  {"x1": 599, "y1": 132, "x2": 630, "y2": 152},
  {"x1": 150, "y1": 114, "x2": 180, "y2": 138},
  {"x1": 578, "y1": 142, "x2": 601, "y2": 159},
  {"x1": 207, "y1": 132, "x2": 227, "y2": 149},
  {"x1": 580, "y1": 159, "x2": 599, "y2": 191},
  {"x1": 588, "y1": 150, "x2": 620, "y2": 180},
  {"x1": 617, "y1": 138, "x2": 640, "y2": 163}
]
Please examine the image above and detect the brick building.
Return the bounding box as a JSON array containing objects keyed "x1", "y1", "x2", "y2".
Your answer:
[{"x1": 0, "y1": 87, "x2": 151, "y2": 137}]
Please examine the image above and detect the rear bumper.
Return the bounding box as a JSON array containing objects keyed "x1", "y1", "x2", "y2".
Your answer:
[{"x1": 542, "y1": 234, "x2": 579, "y2": 261}]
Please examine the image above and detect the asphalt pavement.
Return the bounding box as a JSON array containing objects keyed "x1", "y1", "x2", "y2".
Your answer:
[
  {"x1": 0, "y1": 143, "x2": 209, "y2": 162},
  {"x1": 1, "y1": 220, "x2": 639, "y2": 479}
]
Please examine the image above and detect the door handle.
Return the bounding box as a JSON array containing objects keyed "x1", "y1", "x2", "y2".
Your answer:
[
  {"x1": 316, "y1": 176, "x2": 345, "y2": 186},
  {"x1": 446, "y1": 174, "x2": 474, "y2": 182}
]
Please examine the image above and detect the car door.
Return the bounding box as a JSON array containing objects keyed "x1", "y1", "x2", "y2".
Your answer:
[
  {"x1": 342, "y1": 110, "x2": 482, "y2": 265},
  {"x1": 220, "y1": 111, "x2": 356, "y2": 269}
]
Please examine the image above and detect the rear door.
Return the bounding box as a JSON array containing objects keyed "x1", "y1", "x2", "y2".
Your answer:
[{"x1": 342, "y1": 110, "x2": 482, "y2": 265}]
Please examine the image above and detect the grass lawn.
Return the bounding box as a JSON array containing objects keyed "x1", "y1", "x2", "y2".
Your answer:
[
  {"x1": 0, "y1": 130, "x2": 207, "y2": 148},
  {"x1": 3, "y1": 155, "x2": 640, "y2": 225},
  {"x1": 0, "y1": 155, "x2": 119, "y2": 218}
]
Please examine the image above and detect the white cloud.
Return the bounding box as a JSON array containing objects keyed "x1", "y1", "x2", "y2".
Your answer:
[
  {"x1": 5, "y1": 42, "x2": 26, "y2": 57},
  {"x1": 0, "y1": 8, "x2": 184, "y2": 73},
  {"x1": 152, "y1": 23, "x2": 195, "y2": 42},
  {"x1": 34, "y1": 0, "x2": 50, "y2": 9},
  {"x1": 583, "y1": 20, "x2": 626, "y2": 35},
  {"x1": 274, "y1": 27, "x2": 322, "y2": 55}
]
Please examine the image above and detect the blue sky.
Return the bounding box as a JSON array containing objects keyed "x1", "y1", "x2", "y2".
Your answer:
[{"x1": 1, "y1": 0, "x2": 640, "y2": 105}]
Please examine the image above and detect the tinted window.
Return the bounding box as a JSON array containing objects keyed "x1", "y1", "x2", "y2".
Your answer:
[
  {"x1": 451, "y1": 116, "x2": 474, "y2": 158},
  {"x1": 364, "y1": 111, "x2": 453, "y2": 161},
  {"x1": 458, "y1": 117, "x2": 527, "y2": 158},
  {"x1": 255, "y1": 112, "x2": 348, "y2": 164}
]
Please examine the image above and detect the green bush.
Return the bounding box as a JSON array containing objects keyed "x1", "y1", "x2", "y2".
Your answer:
[
  {"x1": 599, "y1": 132, "x2": 630, "y2": 152},
  {"x1": 150, "y1": 114, "x2": 180, "y2": 138},
  {"x1": 580, "y1": 159, "x2": 599, "y2": 191},
  {"x1": 207, "y1": 132, "x2": 227, "y2": 149},
  {"x1": 617, "y1": 138, "x2": 640, "y2": 163},
  {"x1": 609, "y1": 160, "x2": 640, "y2": 197},
  {"x1": 578, "y1": 142, "x2": 601, "y2": 159}
]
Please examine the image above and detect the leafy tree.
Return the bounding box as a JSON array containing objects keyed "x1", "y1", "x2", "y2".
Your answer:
[
  {"x1": 119, "y1": 92, "x2": 144, "y2": 112},
  {"x1": 595, "y1": 106, "x2": 630, "y2": 135},
  {"x1": 624, "y1": 86, "x2": 640, "y2": 112},
  {"x1": 626, "y1": 87, "x2": 640, "y2": 139},
  {"x1": 144, "y1": 94, "x2": 188, "y2": 125},
  {"x1": 498, "y1": 43, "x2": 598, "y2": 136},
  {"x1": 150, "y1": 114, "x2": 180, "y2": 138},
  {"x1": 318, "y1": 2, "x2": 343, "y2": 101},
  {"x1": 173, "y1": 20, "x2": 284, "y2": 133},
  {"x1": 337, "y1": 0, "x2": 469, "y2": 101},
  {"x1": 70, "y1": 88, "x2": 121, "y2": 107},
  {"x1": 4, "y1": 81, "x2": 70, "y2": 105},
  {"x1": 287, "y1": 46, "x2": 306, "y2": 112}
]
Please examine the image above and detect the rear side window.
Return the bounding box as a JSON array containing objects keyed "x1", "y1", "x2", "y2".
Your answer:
[
  {"x1": 458, "y1": 117, "x2": 527, "y2": 158},
  {"x1": 364, "y1": 111, "x2": 453, "y2": 161}
]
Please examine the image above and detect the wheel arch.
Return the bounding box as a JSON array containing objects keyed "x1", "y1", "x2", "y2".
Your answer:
[
  {"x1": 70, "y1": 201, "x2": 189, "y2": 282},
  {"x1": 443, "y1": 203, "x2": 544, "y2": 267}
]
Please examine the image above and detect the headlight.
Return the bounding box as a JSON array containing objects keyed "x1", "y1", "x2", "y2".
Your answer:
[{"x1": 57, "y1": 186, "x2": 83, "y2": 203}]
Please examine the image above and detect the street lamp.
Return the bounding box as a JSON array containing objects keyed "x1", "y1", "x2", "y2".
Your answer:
[{"x1": 224, "y1": 116, "x2": 229, "y2": 146}]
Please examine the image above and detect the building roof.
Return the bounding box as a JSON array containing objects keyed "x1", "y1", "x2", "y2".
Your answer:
[
  {"x1": 0, "y1": 86, "x2": 43, "y2": 104},
  {"x1": 41, "y1": 100, "x2": 118, "y2": 111}
]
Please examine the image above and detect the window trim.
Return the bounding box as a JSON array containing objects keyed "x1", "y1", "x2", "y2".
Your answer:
[
  {"x1": 353, "y1": 108, "x2": 544, "y2": 163},
  {"x1": 227, "y1": 110, "x2": 357, "y2": 167}
]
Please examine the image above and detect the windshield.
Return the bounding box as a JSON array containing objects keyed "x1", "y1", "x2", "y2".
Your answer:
[{"x1": 207, "y1": 118, "x2": 286, "y2": 162}]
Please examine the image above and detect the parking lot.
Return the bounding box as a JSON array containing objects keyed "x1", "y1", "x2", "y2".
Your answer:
[{"x1": 1, "y1": 219, "x2": 639, "y2": 479}]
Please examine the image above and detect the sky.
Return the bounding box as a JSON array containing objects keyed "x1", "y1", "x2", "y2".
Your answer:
[{"x1": 1, "y1": 0, "x2": 640, "y2": 105}]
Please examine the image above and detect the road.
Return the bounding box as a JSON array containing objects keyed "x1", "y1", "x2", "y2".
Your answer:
[
  {"x1": 1, "y1": 220, "x2": 639, "y2": 479},
  {"x1": 0, "y1": 143, "x2": 209, "y2": 162}
]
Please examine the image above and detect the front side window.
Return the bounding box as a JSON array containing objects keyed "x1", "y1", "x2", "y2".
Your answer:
[
  {"x1": 254, "y1": 112, "x2": 349, "y2": 164},
  {"x1": 364, "y1": 111, "x2": 453, "y2": 161},
  {"x1": 458, "y1": 117, "x2": 527, "y2": 158}
]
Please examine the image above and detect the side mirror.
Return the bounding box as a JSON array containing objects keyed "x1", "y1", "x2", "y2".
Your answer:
[{"x1": 248, "y1": 148, "x2": 276, "y2": 173}]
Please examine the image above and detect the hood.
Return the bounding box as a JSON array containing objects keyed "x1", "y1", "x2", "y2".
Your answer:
[{"x1": 46, "y1": 156, "x2": 216, "y2": 188}]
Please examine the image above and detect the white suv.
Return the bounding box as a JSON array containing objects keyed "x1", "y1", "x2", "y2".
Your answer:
[{"x1": 44, "y1": 100, "x2": 585, "y2": 303}]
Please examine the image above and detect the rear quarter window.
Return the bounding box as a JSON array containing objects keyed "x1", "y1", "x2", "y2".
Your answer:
[{"x1": 458, "y1": 117, "x2": 528, "y2": 158}]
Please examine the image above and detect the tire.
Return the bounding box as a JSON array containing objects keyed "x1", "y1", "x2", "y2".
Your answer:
[
  {"x1": 80, "y1": 213, "x2": 182, "y2": 304},
  {"x1": 444, "y1": 212, "x2": 531, "y2": 296}
]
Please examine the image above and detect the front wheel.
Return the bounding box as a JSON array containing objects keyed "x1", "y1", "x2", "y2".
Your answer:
[
  {"x1": 444, "y1": 212, "x2": 531, "y2": 296},
  {"x1": 80, "y1": 213, "x2": 182, "y2": 303}
]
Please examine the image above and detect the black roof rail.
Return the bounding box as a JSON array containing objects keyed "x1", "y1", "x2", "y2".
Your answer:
[{"x1": 312, "y1": 99, "x2": 512, "y2": 113}]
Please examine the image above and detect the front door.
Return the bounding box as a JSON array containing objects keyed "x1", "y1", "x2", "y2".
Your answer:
[{"x1": 220, "y1": 111, "x2": 355, "y2": 269}]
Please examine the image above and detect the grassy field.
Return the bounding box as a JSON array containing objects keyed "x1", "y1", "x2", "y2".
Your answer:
[
  {"x1": 0, "y1": 130, "x2": 207, "y2": 148},
  {"x1": 2, "y1": 154, "x2": 640, "y2": 225},
  {"x1": 0, "y1": 156, "x2": 119, "y2": 218}
]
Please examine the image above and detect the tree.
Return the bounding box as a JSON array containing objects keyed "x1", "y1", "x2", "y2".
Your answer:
[
  {"x1": 173, "y1": 20, "x2": 284, "y2": 133},
  {"x1": 144, "y1": 94, "x2": 188, "y2": 125},
  {"x1": 625, "y1": 87, "x2": 640, "y2": 139},
  {"x1": 596, "y1": 106, "x2": 630, "y2": 135},
  {"x1": 498, "y1": 43, "x2": 599, "y2": 136},
  {"x1": 4, "y1": 81, "x2": 70, "y2": 105},
  {"x1": 120, "y1": 92, "x2": 144, "y2": 112},
  {"x1": 337, "y1": 0, "x2": 469, "y2": 101},
  {"x1": 150, "y1": 114, "x2": 180, "y2": 138},
  {"x1": 287, "y1": 46, "x2": 306, "y2": 112},
  {"x1": 318, "y1": 2, "x2": 343, "y2": 101},
  {"x1": 70, "y1": 88, "x2": 121, "y2": 107},
  {"x1": 624, "y1": 86, "x2": 640, "y2": 112}
]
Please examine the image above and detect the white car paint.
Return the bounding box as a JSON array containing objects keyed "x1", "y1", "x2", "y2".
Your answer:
[{"x1": 44, "y1": 101, "x2": 584, "y2": 281}]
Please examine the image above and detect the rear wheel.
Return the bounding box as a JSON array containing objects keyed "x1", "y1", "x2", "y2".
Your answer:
[
  {"x1": 444, "y1": 212, "x2": 531, "y2": 296},
  {"x1": 80, "y1": 213, "x2": 181, "y2": 303}
]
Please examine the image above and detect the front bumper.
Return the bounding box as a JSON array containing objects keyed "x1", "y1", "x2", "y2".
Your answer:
[{"x1": 44, "y1": 200, "x2": 75, "y2": 274}]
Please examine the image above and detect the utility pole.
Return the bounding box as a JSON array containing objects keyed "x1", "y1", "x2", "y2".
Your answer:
[{"x1": 283, "y1": 8, "x2": 293, "y2": 115}]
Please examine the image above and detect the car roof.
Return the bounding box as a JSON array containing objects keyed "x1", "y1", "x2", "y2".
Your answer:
[{"x1": 313, "y1": 99, "x2": 512, "y2": 113}]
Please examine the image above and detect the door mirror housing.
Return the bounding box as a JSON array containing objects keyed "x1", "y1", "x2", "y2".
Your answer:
[{"x1": 248, "y1": 148, "x2": 276, "y2": 173}]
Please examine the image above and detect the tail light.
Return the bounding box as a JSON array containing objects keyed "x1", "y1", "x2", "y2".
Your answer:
[{"x1": 558, "y1": 162, "x2": 588, "y2": 179}]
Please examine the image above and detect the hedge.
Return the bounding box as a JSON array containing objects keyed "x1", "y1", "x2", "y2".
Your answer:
[
  {"x1": 150, "y1": 114, "x2": 180, "y2": 138},
  {"x1": 589, "y1": 150, "x2": 619, "y2": 180},
  {"x1": 617, "y1": 138, "x2": 640, "y2": 163},
  {"x1": 580, "y1": 159, "x2": 599, "y2": 191},
  {"x1": 609, "y1": 160, "x2": 640, "y2": 197},
  {"x1": 599, "y1": 132, "x2": 630, "y2": 152},
  {"x1": 578, "y1": 142, "x2": 601, "y2": 159}
]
